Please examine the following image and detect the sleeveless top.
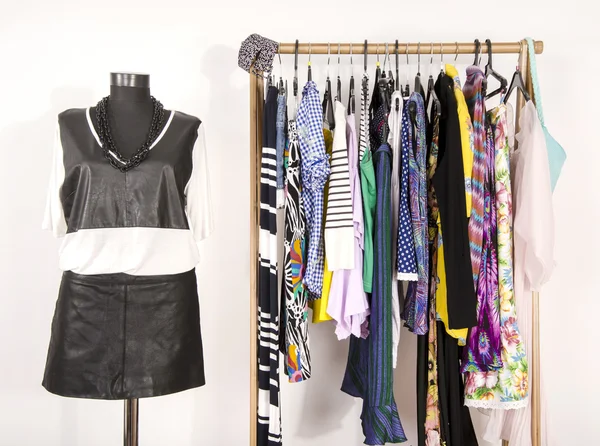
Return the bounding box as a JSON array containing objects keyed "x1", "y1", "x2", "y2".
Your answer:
[{"x1": 43, "y1": 107, "x2": 213, "y2": 275}]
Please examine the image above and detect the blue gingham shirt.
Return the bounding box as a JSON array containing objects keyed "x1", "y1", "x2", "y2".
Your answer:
[{"x1": 297, "y1": 81, "x2": 330, "y2": 298}]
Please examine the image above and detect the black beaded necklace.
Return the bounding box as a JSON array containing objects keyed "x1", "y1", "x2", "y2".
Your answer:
[{"x1": 95, "y1": 96, "x2": 165, "y2": 172}]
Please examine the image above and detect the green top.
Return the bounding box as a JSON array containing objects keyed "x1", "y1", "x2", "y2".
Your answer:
[{"x1": 360, "y1": 149, "x2": 376, "y2": 293}]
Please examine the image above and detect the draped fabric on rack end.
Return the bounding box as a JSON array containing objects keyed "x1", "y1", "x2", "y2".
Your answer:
[
  {"x1": 297, "y1": 81, "x2": 331, "y2": 300},
  {"x1": 281, "y1": 118, "x2": 312, "y2": 383},
  {"x1": 257, "y1": 86, "x2": 281, "y2": 446}
]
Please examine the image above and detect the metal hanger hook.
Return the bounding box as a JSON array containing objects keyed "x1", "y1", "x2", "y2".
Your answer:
[
  {"x1": 417, "y1": 42, "x2": 421, "y2": 73},
  {"x1": 385, "y1": 42, "x2": 390, "y2": 71},
  {"x1": 308, "y1": 42, "x2": 312, "y2": 64},
  {"x1": 376, "y1": 43, "x2": 380, "y2": 66},
  {"x1": 440, "y1": 43, "x2": 444, "y2": 65},
  {"x1": 350, "y1": 42, "x2": 353, "y2": 66},
  {"x1": 454, "y1": 42, "x2": 459, "y2": 61},
  {"x1": 406, "y1": 42, "x2": 409, "y2": 65},
  {"x1": 338, "y1": 43, "x2": 341, "y2": 66},
  {"x1": 430, "y1": 42, "x2": 434, "y2": 67}
]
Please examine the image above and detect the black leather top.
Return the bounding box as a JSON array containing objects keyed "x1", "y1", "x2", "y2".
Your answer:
[{"x1": 58, "y1": 108, "x2": 201, "y2": 233}]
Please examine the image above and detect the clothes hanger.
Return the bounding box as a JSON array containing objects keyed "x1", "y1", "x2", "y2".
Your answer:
[
  {"x1": 502, "y1": 43, "x2": 531, "y2": 104},
  {"x1": 484, "y1": 39, "x2": 508, "y2": 100},
  {"x1": 425, "y1": 43, "x2": 441, "y2": 117},
  {"x1": 277, "y1": 45, "x2": 285, "y2": 95},
  {"x1": 414, "y1": 42, "x2": 422, "y2": 95},
  {"x1": 293, "y1": 40, "x2": 299, "y2": 97},
  {"x1": 377, "y1": 51, "x2": 390, "y2": 143},
  {"x1": 395, "y1": 40, "x2": 400, "y2": 111},
  {"x1": 293, "y1": 40, "x2": 299, "y2": 114},
  {"x1": 336, "y1": 44, "x2": 342, "y2": 103},
  {"x1": 362, "y1": 40, "x2": 368, "y2": 92},
  {"x1": 348, "y1": 43, "x2": 355, "y2": 115},
  {"x1": 440, "y1": 43, "x2": 445, "y2": 75},
  {"x1": 403, "y1": 42, "x2": 410, "y2": 98},
  {"x1": 473, "y1": 39, "x2": 481, "y2": 66},
  {"x1": 385, "y1": 43, "x2": 395, "y2": 99},
  {"x1": 472, "y1": 38, "x2": 488, "y2": 93},
  {"x1": 322, "y1": 43, "x2": 335, "y2": 129},
  {"x1": 370, "y1": 43, "x2": 382, "y2": 114},
  {"x1": 307, "y1": 42, "x2": 312, "y2": 81}
]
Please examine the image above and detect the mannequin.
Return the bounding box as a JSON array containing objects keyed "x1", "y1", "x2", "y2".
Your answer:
[{"x1": 90, "y1": 72, "x2": 166, "y2": 159}]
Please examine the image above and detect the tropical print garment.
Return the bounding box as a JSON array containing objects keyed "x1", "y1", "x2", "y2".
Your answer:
[
  {"x1": 425, "y1": 106, "x2": 441, "y2": 446},
  {"x1": 464, "y1": 105, "x2": 529, "y2": 408},
  {"x1": 462, "y1": 126, "x2": 503, "y2": 373},
  {"x1": 402, "y1": 92, "x2": 429, "y2": 335},
  {"x1": 463, "y1": 66, "x2": 486, "y2": 285},
  {"x1": 282, "y1": 119, "x2": 311, "y2": 383}
]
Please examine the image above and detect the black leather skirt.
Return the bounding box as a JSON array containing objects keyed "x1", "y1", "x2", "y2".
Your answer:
[{"x1": 42, "y1": 269, "x2": 205, "y2": 400}]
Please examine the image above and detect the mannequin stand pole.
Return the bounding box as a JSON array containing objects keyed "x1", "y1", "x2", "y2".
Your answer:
[{"x1": 124, "y1": 398, "x2": 139, "y2": 446}]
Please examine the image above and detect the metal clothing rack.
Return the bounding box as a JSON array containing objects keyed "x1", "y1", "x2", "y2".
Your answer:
[{"x1": 249, "y1": 39, "x2": 544, "y2": 446}]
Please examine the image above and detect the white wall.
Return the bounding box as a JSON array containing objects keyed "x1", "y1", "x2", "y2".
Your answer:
[{"x1": 0, "y1": 1, "x2": 598, "y2": 445}]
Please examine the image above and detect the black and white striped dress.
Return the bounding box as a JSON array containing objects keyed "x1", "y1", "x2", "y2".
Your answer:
[{"x1": 257, "y1": 86, "x2": 282, "y2": 446}]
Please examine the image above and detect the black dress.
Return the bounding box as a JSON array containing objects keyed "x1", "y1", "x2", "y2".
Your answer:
[{"x1": 42, "y1": 107, "x2": 212, "y2": 399}]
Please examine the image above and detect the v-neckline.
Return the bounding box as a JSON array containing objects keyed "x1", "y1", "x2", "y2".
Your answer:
[{"x1": 85, "y1": 107, "x2": 175, "y2": 165}]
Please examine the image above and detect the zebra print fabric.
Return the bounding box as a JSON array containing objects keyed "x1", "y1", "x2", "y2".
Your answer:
[{"x1": 282, "y1": 119, "x2": 311, "y2": 383}]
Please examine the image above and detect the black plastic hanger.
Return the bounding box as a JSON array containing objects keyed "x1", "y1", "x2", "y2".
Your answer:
[
  {"x1": 385, "y1": 44, "x2": 395, "y2": 100},
  {"x1": 378, "y1": 75, "x2": 390, "y2": 142},
  {"x1": 293, "y1": 40, "x2": 299, "y2": 98},
  {"x1": 403, "y1": 43, "x2": 410, "y2": 98},
  {"x1": 425, "y1": 44, "x2": 441, "y2": 117},
  {"x1": 348, "y1": 43, "x2": 355, "y2": 115},
  {"x1": 484, "y1": 39, "x2": 507, "y2": 100},
  {"x1": 414, "y1": 42, "x2": 422, "y2": 96},
  {"x1": 395, "y1": 40, "x2": 400, "y2": 111},
  {"x1": 362, "y1": 40, "x2": 369, "y2": 93},
  {"x1": 502, "y1": 66, "x2": 531, "y2": 104},
  {"x1": 370, "y1": 44, "x2": 382, "y2": 114},
  {"x1": 336, "y1": 44, "x2": 342, "y2": 103},
  {"x1": 322, "y1": 44, "x2": 335, "y2": 130},
  {"x1": 473, "y1": 39, "x2": 481, "y2": 66},
  {"x1": 277, "y1": 46, "x2": 285, "y2": 95},
  {"x1": 307, "y1": 42, "x2": 312, "y2": 81}
]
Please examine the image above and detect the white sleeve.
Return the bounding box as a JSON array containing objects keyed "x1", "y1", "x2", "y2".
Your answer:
[
  {"x1": 42, "y1": 122, "x2": 67, "y2": 238},
  {"x1": 185, "y1": 123, "x2": 214, "y2": 243},
  {"x1": 514, "y1": 103, "x2": 555, "y2": 291}
]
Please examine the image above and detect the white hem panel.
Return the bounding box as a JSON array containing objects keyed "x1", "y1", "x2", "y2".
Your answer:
[{"x1": 57, "y1": 227, "x2": 200, "y2": 275}]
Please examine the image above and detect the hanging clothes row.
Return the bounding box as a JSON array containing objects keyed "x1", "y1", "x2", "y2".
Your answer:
[{"x1": 256, "y1": 38, "x2": 563, "y2": 446}]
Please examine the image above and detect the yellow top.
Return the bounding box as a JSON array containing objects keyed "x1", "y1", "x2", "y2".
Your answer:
[
  {"x1": 435, "y1": 228, "x2": 467, "y2": 345},
  {"x1": 445, "y1": 64, "x2": 474, "y2": 217},
  {"x1": 310, "y1": 128, "x2": 333, "y2": 323}
]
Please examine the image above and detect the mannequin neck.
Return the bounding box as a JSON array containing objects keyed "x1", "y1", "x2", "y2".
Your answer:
[{"x1": 109, "y1": 85, "x2": 152, "y2": 103}]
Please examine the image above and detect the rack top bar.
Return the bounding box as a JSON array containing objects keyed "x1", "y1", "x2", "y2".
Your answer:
[{"x1": 277, "y1": 40, "x2": 543, "y2": 55}]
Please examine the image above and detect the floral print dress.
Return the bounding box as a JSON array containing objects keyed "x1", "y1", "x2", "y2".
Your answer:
[{"x1": 464, "y1": 105, "x2": 529, "y2": 409}]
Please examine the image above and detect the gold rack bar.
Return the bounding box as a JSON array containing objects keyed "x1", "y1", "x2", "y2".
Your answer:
[{"x1": 277, "y1": 41, "x2": 543, "y2": 55}]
